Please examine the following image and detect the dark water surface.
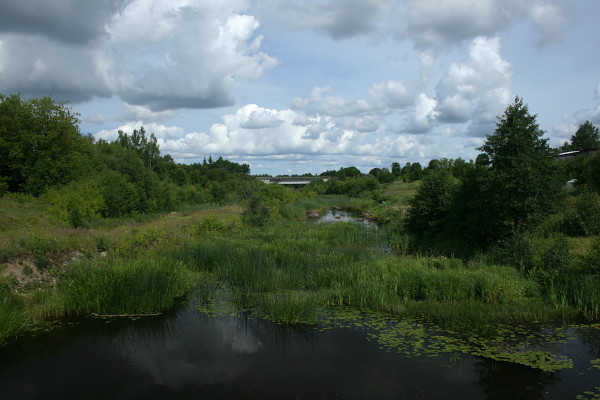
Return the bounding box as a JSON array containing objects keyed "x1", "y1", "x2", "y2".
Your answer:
[{"x1": 0, "y1": 300, "x2": 599, "y2": 400}]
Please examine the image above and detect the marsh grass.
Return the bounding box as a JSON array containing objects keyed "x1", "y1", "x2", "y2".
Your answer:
[
  {"x1": 0, "y1": 301, "x2": 25, "y2": 344},
  {"x1": 164, "y1": 217, "x2": 576, "y2": 328},
  {"x1": 57, "y1": 257, "x2": 198, "y2": 315},
  {"x1": 537, "y1": 272, "x2": 600, "y2": 319},
  {"x1": 0, "y1": 277, "x2": 26, "y2": 344},
  {"x1": 252, "y1": 290, "x2": 322, "y2": 324},
  {"x1": 2, "y1": 195, "x2": 599, "y2": 345}
]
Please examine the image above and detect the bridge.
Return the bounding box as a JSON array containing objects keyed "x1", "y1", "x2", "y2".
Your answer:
[{"x1": 256, "y1": 176, "x2": 331, "y2": 186}]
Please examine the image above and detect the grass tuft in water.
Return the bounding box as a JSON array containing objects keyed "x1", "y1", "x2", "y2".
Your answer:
[{"x1": 57, "y1": 257, "x2": 198, "y2": 315}]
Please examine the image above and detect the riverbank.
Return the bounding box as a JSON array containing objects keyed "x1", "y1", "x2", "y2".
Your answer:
[{"x1": 1, "y1": 190, "x2": 599, "y2": 346}]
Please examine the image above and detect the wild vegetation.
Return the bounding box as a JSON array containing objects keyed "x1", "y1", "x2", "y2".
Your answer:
[{"x1": 1, "y1": 94, "x2": 600, "y2": 346}]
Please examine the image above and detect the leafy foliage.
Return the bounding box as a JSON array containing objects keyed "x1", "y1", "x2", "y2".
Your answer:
[
  {"x1": 368, "y1": 167, "x2": 395, "y2": 183},
  {"x1": 0, "y1": 94, "x2": 91, "y2": 195},
  {"x1": 43, "y1": 179, "x2": 107, "y2": 227},
  {"x1": 584, "y1": 152, "x2": 600, "y2": 193},
  {"x1": 405, "y1": 97, "x2": 564, "y2": 250},
  {"x1": 0, "y1": 93, "x2": 258, "y2": 223},
  {"x1": 562, "y1": 120, "x2": 600, "y2": 151},
  {"x1": 407, "y1": 170, "x2": 459, "y2": 238},
  {"x1": 478, "y1": 97, "x2": 562, "y2": 236},
  {"x1": 116, "y1": 127, "x2": 161, "y2": 171}
]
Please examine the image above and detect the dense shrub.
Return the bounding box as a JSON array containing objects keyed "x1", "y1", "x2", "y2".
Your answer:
[
  {"x1": 584, "y1": 236, "x2": 600, "y2": 274},
  {"x1": 406, "y1": 170, "x2": 459, "y2": 238},
  {"x1": 43, "y1": 179, "x2": 106, "y2": 227},
  {"x1": 190, "y1": 215, "x2": 242, "y2": 235},
  {"x1": 491, "y1": 233, "x2": 535, "y2": 273},
  {"x1": 325, "y1": 176, "x2": 380, "y2": 197},
  {"x1": 575, "y1": 190, "x2": 600, "y2": 235},
  {"x1": 243, "y1": 195, "x2": 274, "y2": 226},
  {"x1": 586, "y1": 152, "x2": 600, "y2": 193},
  {"x1": 539, "y1": 233, "x2": 572, "y2": 272},
  {"x1": 555, "y1": 191, "x2": 600, "y2": 237},
  {"x1": 99, "y1": 170, "x2": 141, "y2": 217}
]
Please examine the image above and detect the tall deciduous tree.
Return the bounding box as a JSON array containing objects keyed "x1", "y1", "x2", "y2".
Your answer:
[
  {"x1": 478, "y1": 97, "x2": 561, "y2": 236},
  {"x1": 566, "y1": 120, "x2": 600, "y2": 151},
  {"x1": 391, "y1": 162, "x2": 401, "y2": 177},
  {"x1": 0, "y1": 94, "x2": 88, "y2": 195},
  {"x1": 116, "y1": 127, "x2": 161, "y2": 171}
]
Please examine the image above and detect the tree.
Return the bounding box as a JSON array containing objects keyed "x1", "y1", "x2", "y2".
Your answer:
[
  {"x1": 478, "y1": 97, "x2": 561, "y2": 236},
  {"x1": 369, "y1": 167, "x2": 394, "y2": 183},
  {"x1": 447, "y1": 163, "x2": 496, "y2": 245},
  {"x1": 368, "y1": 167, "x2": 382, "y2": 177},
  {"x1": 408, "y1": 162, "x2": 423, "y2": 182},
  {"x1": 116, "y1": 127, "x2": 161, "y2": 171},
  {"x1": 391, "y1": 162, "x2": 401, "y2": 177},
  {"x1": 336, "y1": 166, "x2": 362, "y2": 179},
  {"x1": 563, "y1": 120, "x2": 600, "y2": 151},
  {"x1": 0, "y1": 94, "x2": 89, "y2": 195},
  {"x1": 406, "y1": 170, "x2": 459, "y2": 237},
  {"x1": 584, "y1": 151, "x2": 600, "y2": 193}
]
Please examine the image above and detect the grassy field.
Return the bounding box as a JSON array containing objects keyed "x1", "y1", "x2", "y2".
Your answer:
[{"x1": 380, "y1": 180, "x2": 420, "y2": 202}]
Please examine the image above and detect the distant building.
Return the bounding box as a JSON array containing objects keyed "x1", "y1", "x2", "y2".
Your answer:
[
  {"x1": 556, "y1": 148, "x2": 598, "y2": 189},
  {"x1": 555, "y1": 148, "x2": 598, "y2": 161},
  {"x1": 555, "y1": 150, "x2": 580, "y2": 161},
  {"x1": 582, "y1": 148, "x2": 598, "y2": 156}
]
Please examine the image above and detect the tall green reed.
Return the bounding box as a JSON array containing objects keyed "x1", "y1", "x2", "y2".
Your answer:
[{"x1": 57, "y1": 257, "x2": 196, "y2": 315}]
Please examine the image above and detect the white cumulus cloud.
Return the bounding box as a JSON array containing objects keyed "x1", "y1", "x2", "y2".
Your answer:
[
  {"x1": 435, "y1": 36, "x2": 512, "y2": 133},
  {"x1": 0, "y1": 0, "x2": 278, "y2": 110}
]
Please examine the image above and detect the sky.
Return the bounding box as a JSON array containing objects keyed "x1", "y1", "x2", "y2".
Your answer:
[{"x1": 1, "y1": 0, "x2": 599, "y2": 176}]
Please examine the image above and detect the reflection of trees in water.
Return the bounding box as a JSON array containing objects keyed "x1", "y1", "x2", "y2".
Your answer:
[
  {"x1": 474, "y1": 358, "x2": 558, "y2": 400},
  {"x1": 575, "y1": 327, "x2": 600, "y2": 358}
]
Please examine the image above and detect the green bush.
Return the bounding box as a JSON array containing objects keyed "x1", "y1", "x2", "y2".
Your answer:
[
  {"x1": 584, "y1": 236, "x2": 600, "y2": 274},
  {"x1": 583, "y1": 152, "x2": 600, "y2": 193},
  {"x1": 576, "y1": 190, "x2": 600, "y2": 235},
  {"x1": 190, "y1": 215, "x2": 242, "y2": 235},
  {"x1": 242, "y1": 195, "x2": 274, "y2": 226},
  {"x1": 99, "y1": 170, "x2": 140, "y2": 217},
  {"x1": 0, "y1": 178, "x2": 8, "y2": 196},
  {"x1": 43, "y1": 179, "x2": 107, "y2": 227},
  {"x1": 558, "y1": 207, "x2": 586, "y2": 236},
  {"x1": 491, "y1": 233, "x2": 535, "y2": 273},
  {"x1": 406, "y1": 170, "x2": 459, "y2": 238},
  {"x1": 114, "y1": 226, "x2": 161, "y2": 257},
  {"x1": 538, "y1": 233, "x2": 572, "y2": 272}
]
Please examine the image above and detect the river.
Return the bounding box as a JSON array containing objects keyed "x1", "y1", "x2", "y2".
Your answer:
[{"x1": 0, "y1": 296, "x2": 598, "y2": 399}]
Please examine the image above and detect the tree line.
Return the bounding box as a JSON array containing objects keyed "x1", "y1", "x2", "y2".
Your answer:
[{"x1": 0, "y1": 94, "x2": 256, "y2": 226}]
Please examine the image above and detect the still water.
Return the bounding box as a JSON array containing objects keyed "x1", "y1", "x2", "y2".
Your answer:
[
  {"x1": 0, "y1": 299, "x2": 599, "y2": 400},
  {"x1": 317, "y1": 209, "x2": 377, "y2": 226}
]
